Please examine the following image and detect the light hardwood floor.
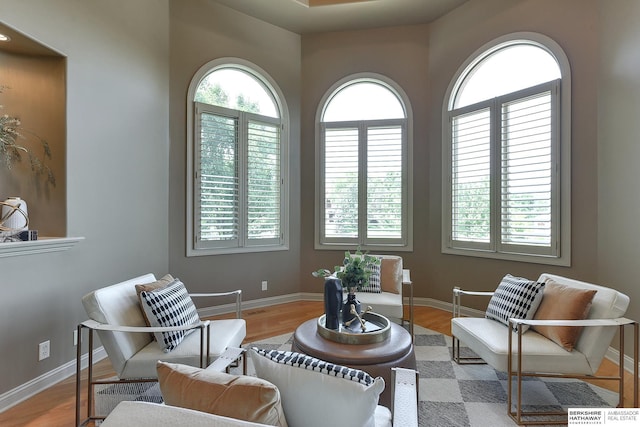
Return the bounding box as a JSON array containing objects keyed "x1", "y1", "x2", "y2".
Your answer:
[{"x1": 0, "y1": 302, "x2": 634, "y2": 426}]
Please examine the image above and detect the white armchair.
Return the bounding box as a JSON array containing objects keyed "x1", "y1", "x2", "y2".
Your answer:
[
  {"x1": 356, "y1": 254, "x2": 414, "y2": 337},
  {"x1": 75, "y1": 273, "x2": 246, "y2": 426},
  {"x1": 451, "y1": 273, "x2": 638, "y2": 425}
]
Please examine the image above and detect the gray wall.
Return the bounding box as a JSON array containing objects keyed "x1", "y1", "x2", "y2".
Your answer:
[
  {"x1": 0, "y1": 0, "x2": 169, "y2": 395},
  {"x1": 300, "y1": 24, "x2": 430, "y2": 292},
  {"x1": 300, "y1": 0, "x2": 640, "y2": 338},
  {"x1": 300, "y1": 0, "x2": 602, "y2": 308},
  {"x1": 424, "y1": 0, "x2": 600, "y2": 304},
  {"x1": 167, "y1": 0, "x2": 302, "y2": 300},
  {"x1": 2, "y1": 0, "x2": 640, "y2": 404},
  {"x1": 598, "y1": 0, "x2": 640, "y2": 350}
]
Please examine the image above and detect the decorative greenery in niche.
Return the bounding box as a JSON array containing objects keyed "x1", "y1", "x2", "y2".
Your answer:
[{"x1": 0, "y1": 85, "x2": 56, "y2": 186}]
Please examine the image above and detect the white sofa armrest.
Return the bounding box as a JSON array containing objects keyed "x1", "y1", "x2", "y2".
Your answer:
[{"x1": 391, "y1": 367, "x2": 419, "y2": 427}]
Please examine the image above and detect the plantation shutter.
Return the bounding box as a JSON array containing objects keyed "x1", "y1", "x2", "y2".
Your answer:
[
  {"x1": 247, "y1": 116, "x2": 281, "y2": 244},
  {"x1": 450, "y1": 107, "x2": 492, "y2": 247},
  {"x1": 500, "y1": 88, "x2": 554, "y2": 252},
  {"x1": 323, "y1": 126, "x2": 359, "y2": 240},
  {"x1": 447, "y1": 80, "x2": 558, "y2": 256},
  {"x1": 367, "y1": 124, "x2": 403, "y2": 240},
  {"x1": 196, "y1": 105, "x2": 239, "y2": 248}
]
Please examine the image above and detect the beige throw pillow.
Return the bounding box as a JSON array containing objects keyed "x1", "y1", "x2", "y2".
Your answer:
[
  {"x1": 380, "y1": 257, "x2": 402, "y2": 294},
  {"x1": 135, "y1": 274, "x2": 175, "y2": 327},
  {"x1": 532, "y1": 281, "x2": 597, "y2": 351},
  {"x1": 157, "y1": 361, "x2": 288, "y2": 427}
]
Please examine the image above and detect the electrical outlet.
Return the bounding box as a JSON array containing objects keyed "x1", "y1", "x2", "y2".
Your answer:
[
  {"x1": 38, "y1": 340, "x2": 50, "y2": 361},
  {"x1": 73, "y1": 329, "x2": 78, "y2": 346},
  {"x1": 261, "y1": 280, "x2": 268, "y2": 291}
]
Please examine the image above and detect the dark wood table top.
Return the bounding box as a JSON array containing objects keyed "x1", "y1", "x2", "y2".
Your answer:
[{"x1": 292, "y1": 317, "x2": 413, "y2": 366}]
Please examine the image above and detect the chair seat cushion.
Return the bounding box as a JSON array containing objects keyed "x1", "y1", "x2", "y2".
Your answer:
[
  {"x1": 451, "y1": 317, "x2": 594, "y2": 374},
  {"x1": 157, "y1": 361, "x2": 287, "y2": 426},
  {"x1": 121, "y1": 318, "x2": 246, "y2": 378},
  {"x1": 356, "y1": 291, "x2": 403, "y2": 320}
]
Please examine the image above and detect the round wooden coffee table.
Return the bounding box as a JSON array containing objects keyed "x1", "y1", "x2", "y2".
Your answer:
[{"x1": 291, "y1": 317, "x2": 415, "y2": 408}]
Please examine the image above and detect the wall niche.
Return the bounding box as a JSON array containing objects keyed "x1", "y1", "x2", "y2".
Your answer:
[{"x1": 1, "y1": 22, "x2": 66, "y2": 239}]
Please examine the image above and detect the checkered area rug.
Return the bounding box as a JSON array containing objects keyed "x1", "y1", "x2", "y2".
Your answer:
[
  {"x1": 411, "y1": 326, "x2": 617, "y2": 426},
  {"x1": 95, "y1": 324, "x2": 619, "y2": 426}
]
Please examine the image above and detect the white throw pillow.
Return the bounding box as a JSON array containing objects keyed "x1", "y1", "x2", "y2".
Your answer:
[{"x1": 250, "y1": 348, "x2": 385, "y2": 427}]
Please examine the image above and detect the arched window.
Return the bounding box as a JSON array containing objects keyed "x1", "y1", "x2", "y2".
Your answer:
[
  {"x1": 443, "y1": 33, "x2": 571, "y2": 265},
  {"x1": 187, "y1": 59, "x2": 289, "y2": 255},
  {"x1": 316, "y1": 74, "x2": 412, "y2": 249}
]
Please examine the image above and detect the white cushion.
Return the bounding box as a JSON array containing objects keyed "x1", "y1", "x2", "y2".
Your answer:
[
  {"x1": 121, "y1": 318, "x2": 245, "y2": 379},
  {"x1": 249, "y1": 348, "x2": 388, "y2": 427},
  {"x1": 356, "y1": 291, "x2": 403, "y2": 320},
  {"x1": 451, "y1": 317, "x2": 593, "y2": 374}
]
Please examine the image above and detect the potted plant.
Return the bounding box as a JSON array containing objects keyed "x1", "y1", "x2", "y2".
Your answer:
[
  {"x1": 1, "y1": 85, "x2": 55, "y2": 186},
  {"x1": 313, "y1": 248, "x2": 381, "y2": 327}
]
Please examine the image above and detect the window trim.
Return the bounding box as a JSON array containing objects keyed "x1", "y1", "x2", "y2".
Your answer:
[
  {"x1": 186, "y1": 58, "x2": 289, "y2": 256},
  {"x1": 315, "y1": 73, "x2": 414, "y2": 252},
  {"x1": 441, "y1": 32, "x2": 571, "y2": 266}
]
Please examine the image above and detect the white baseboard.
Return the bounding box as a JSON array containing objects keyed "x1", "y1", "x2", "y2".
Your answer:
[
  {"x1": 197, "y1": 292, "x2": 315, "y2": 318},
  {"x1": 2, "y1": 294, "x2": 636, "y2": 413},
  {"x1": 0, "y1": 346, "x2": 107, "y2": 413}
]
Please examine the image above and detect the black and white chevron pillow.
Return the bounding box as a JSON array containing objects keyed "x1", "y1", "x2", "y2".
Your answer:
[
  {"x1": 359, "y1": 260, "x2": 382, "y2": 293},
  {"x1": 140, "y1": 279, "x2": 200, "y2": 352},
  {"x1": 485, "y1": 274, "x2": 545, "y2": 332},
  {"x1": 252, "y1": 348, "x2": 374, "y2": 386}
]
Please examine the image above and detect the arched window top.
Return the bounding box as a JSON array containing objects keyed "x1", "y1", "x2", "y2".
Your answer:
[
  {"x1": 195, "y1": 67, "x2": 279, "y2": 118},
  {"x1": 322, "y1": 79, "x2": 405, "y2": 122},
  {"x1": 451, "y1": 41, "x2": 561, "y2": 109}
]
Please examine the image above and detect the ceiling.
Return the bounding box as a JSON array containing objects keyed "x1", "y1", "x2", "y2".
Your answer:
[{"x1": 212, "y1": 0, "x2": 469, "y2": 34}]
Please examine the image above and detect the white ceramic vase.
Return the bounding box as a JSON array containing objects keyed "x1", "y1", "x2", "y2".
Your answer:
[{"x1": 0, "y1": 197, "x2": 29, "y2": 235}]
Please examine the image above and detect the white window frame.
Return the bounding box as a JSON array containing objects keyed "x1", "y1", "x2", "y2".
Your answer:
[
  {"x1": 315, "y1": 73, "x2": 413, "y2": 251},
  {"x1": 442, "y1": 32, "x2": 571, "y2": 266},
  {"x1": 186, "y1": 58, "x2": 289, "y2": 256}
]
